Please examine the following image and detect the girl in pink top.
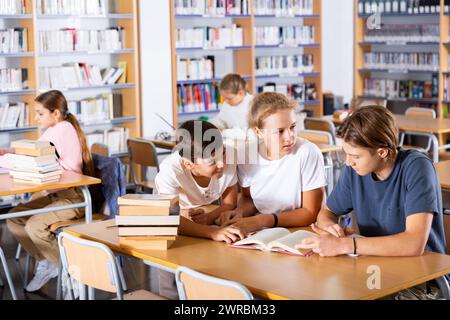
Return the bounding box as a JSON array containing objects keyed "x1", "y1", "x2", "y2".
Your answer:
[{"x1": 1, "y1": 90, "x2": 95, "y2": 296}]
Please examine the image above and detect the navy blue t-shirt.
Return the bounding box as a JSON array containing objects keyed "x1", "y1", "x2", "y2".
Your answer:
[{"x1": 327, "y1": 149, "x2": 447, "y2": 254}]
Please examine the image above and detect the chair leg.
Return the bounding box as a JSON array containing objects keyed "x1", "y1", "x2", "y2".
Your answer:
[
  {"x1": 15, "y1": 244, "x2": 22, "y2": 261},
  {"x1": 56, "y1": 261, "x2": 62, "y2": 300},
  {"x1": 23, "y1": 253, "x2": 31, "y2": 288},
  {"x1": 116, "y1": 255, "x2": 128, "y2": 292},
  {"x1": 0, "y1": 269, "x2": 3, "y2": 287},
  {"x1": 0, "y1": 247, "x2": 18, "y2": 300},
  {"x1": 436, "y1": 276, "x2": 450, "y2": 299}
]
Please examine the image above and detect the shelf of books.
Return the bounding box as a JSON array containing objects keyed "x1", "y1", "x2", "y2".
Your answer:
[
  {"x1": 354, "y1": 0, "x2": 450, "y2": 145},
  {"x1": 170, "y1": 0, "x2": 323, "y2": 126},
  {"x1": 0, "y1": 0, "x2": 142, "y2": 158}
]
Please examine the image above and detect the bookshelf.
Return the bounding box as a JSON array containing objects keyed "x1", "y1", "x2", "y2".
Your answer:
[
  {"x1": 169, "y1": 0, "x2": 323, "y2": 127},
  {"x1": 354, "y1": 0, "x2": 450, "y2": 146},
  {"x1": 0, "y1": 0, "x2": 142, "y2": 156}
]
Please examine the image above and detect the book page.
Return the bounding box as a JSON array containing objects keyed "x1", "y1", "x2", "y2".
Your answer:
[
  {"x1": 267, "y1": 230, "x2": 317, "y2": 256},
  {"x1": 232, "y1": 227, "x2": 290, "y2": 250}
]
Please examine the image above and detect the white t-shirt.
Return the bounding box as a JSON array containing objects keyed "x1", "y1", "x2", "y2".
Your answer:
[
  {"x1": 155, "y1": 152, "x2": 238, "y2": 209},
  {"x1": 238, "y1": 138, "x2": 327, "y2": 214},
  {"x1": 210, "y1": 93, "x2": 253, "y2": 130}
]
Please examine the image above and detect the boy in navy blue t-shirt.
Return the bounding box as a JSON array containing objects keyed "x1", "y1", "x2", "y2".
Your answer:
[{"x1": 296, "y1": 106, "x2": 447, "y2": 258}]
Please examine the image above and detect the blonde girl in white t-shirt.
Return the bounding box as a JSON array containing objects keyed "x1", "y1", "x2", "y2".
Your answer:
[{"x1": 220, "y1": 92, "x2": 327, "y2": 235}]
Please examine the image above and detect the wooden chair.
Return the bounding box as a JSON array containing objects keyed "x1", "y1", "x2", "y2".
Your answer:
[
  {"x1": 127, "y1": 138, "x2": 160, "y2": 193},
  {"x1": 175, "y1": 266, "x2": 253, "y2": 300},
  {"x1": 304, "y1": 117, "x2": 338, "y2": 145},
  {"x1": 399, "y1": 107, "x2": 437, "y2": 158},
  {"x1": 91, "y1": 143, "x2": 109, "y2": 157},
  {"x1": 58, "y1": 232, "x2": 165, "y2": 300}
]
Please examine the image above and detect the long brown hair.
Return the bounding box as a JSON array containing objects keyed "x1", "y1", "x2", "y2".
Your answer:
[
  {"x1": 337, "y1": 105, "x2": 399, "y2": 160},
  {"x1": 35, "y1": 90, "x2": 95, "y2": 177}
]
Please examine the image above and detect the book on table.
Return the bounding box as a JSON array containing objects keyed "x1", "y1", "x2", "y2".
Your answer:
[
  {"x1": 231, "y1": 227, "x2": 318, "y2": 256},
  {"x1": 119, "y1": 205, "x2": 176, "y2": 216},
  {"x1": 115, "y1": 215, "x2": 180, "y2": 226},
  {"x1": 118, "y1": 194, "x2": 179, "y2": 207},
  {"x1": 117, "y1": 226, "x2": 178, "y2": 237},
  {"x1": 119, "y1": 236, "x2": 176, "y2": 250},
  {"x1": 10, "y1": 140, "x2": 51, "y2": 149}
]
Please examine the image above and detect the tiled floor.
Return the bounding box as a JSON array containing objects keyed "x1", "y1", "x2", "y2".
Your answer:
[{"x1": 0, "y1": 221, "x2": 160, "y2": 300}]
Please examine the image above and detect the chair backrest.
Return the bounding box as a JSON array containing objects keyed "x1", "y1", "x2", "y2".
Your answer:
[
  {"x1": 91, "y1": 143, "x2": 110, "y2": 157},
  {"x1": 127, "y1": 138, "x2": 160, "y2": 184},
  {"x1": 58, "y1": 232, "x2": 124, "y2": 299},
  {"x1": 175, "y1": 267, "x2": 253, "y2": 300},
  {"x1": 298, "y1": 129, "x2": 333, "y2": 145},
  {"x1": 304, "y1": 118, "x2": 337, "y2": 144},
  {"x1": 405, "y1": 107, "x2": 436, "y2": 119}
]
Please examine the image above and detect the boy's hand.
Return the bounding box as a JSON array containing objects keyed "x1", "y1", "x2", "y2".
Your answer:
[
  {"x1": 215, "y1": 210, "x2": 242, "y2": 226},
  {"x1": 211, "y1": 226, "x2": 245, "y2": 244},
  {"x1": 188, "y1": 208, "x2": 218, "y2": 225}
]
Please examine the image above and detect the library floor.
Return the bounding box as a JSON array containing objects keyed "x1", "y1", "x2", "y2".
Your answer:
[{"x1": 0, "y1": 221, "x2": 160, "y2": 300}]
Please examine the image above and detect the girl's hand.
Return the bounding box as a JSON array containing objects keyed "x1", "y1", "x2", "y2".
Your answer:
[
  {"x1": 211, "y1": 226, "x2": 245, "y2": 244},
  {"x1": 229, "y1": 216, "x2": 266, "y2": 235}
]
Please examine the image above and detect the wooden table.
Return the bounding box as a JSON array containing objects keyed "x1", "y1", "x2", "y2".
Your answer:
[
  {"x1": 0, "y1": 171, "x2": 101, "y2": 223},
  {"x1": 65, "y1": 220, "x2": 450, "y2": 300},
  {"x1": 0, "y1": 171, "x2": 101, "y2": 300}
]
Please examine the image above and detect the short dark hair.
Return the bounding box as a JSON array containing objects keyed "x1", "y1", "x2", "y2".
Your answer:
[
  {"x1": 337, "y1": 106, "x2": 399, "y2": 159},
  {"x1": 175, "y1": 120, "x2": 223, "y2": 162}
]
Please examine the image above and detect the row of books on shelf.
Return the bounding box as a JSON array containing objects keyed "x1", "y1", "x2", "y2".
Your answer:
[
  {"x1": 441, "y1": 74, "x2": 450, "y2": 101},
  {"x1": 363, "y1": 52, "x2": 439, "y2": 72},
  {"x1": 363, "y1": 77, "x2": 439, "y2": 100},
  {"x1": 175, "y1": 25, "x2": 243, "y2": 49},
  {"x1": 255, "y1": 54, "x2": 314, "y2": 76},
  {"x1": 258, "y1": 82, "x2": 317, "y2": 103},
  {"x1": 38, "y1": 27, "x2": 125, "y2": 53},
  {"x1": 8, "y1": 140, "x2": 61, "y2": 185},
  {"x1": 177, "y1": 56, "x2": 215, "y2": 81},
  {"x1": 254, "y1": 0, "x2": 314, "y2": 16},
  {"x1": 357, "y1": 0, "x2": 441, "y2": 15},
  {"x1": 174, "y1": 0, "x2": 250, "y2": 16},
  {"x1": 0, "y1": 0, "x2": 26, "y2": 14},
  {"x1": 67, "y1": 93, "x2": 122, "y2": 125},
  {"x1": 177, "y1": 83, "x2": 222, "y2": 114},
  {"x1": 0, "y1": 28, "x2": 27, "y2": 53},
  {"x1": 36, "y1": 0, "x2": 107, "y2": 15},
  {"x1": 116, "y1": 194, "x2": 180, "y2": 250},
  {"x1": 86, "y1": 127, "x2": 130, "y2": 154},
  {"x1": 39, "y1": 62, "x2": 127, "y2": 90},
  {"x1": 0, "y1": 102, "x2": 28, "y2": 129},
  {"x1": 254, "y1": 25, "x2": 315, "y2": 46},
  {"x1": 0, "y1": 68, "x2": 28, "y2": 92},
  {"x1": 364, "y1": 24, "x2": 439, "y2": 43}
]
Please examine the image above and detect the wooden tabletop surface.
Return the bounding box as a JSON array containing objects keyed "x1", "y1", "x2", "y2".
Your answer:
[
  {"x1": 65, "y1": 220, "x2": 450, "y2": 300},
  {"x1": 436, "y1": 161, "x2": 450, "y2": 190},
  {"x1": 0, "y1": 171, "x2": 101, "y2": 196}
]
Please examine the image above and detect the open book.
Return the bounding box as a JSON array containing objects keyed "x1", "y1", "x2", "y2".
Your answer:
[{"x1": 231, "y1": 227, "x2": 317, "y2": 256}]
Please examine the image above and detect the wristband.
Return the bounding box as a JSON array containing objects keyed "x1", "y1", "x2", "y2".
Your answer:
[
  {"x1": 271, "y1": 213, "x2": 278, "y2": 228},
  {"x1": 353, "y1": 237, "x2": 357, "y2": 255}
]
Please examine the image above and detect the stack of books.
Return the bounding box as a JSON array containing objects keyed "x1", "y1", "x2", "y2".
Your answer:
[
  {"x1": 116, "y1": 194, "x2": 180, "y2": 250},
  {"x1": 8, "y1": 140, "x2": 61, "y2": 185}
]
